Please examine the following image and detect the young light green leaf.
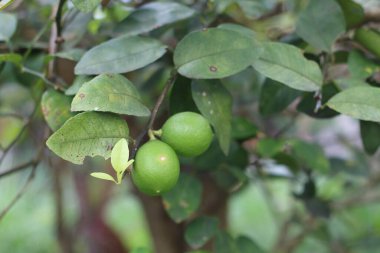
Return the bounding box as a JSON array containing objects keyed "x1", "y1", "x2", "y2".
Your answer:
[
  {"x1": 174, "y1": 28, "x2": 261, "y2": 79},
  {"x1": 252, "y1": 42, "x2": 323, "y2": 91},
  {"x1": 0, "y1": 13, "x2": 17, "y2": 41},
  {"x1": 46, "y1": 112, "x2": 129, "y2": 164},
  {"x1": 72, "y1": 0, "x2": 101, "y2": 13},
  {"x1": 91, "y1": 172, "x2": 117, "y2": 183},
  {"x1": 75, "y1": 35, "x2": 167, "y2": 75},
  {"x1": 192, "y1": 80, "x2": 232, "y2": 155},
  {"x1": 295, "y1": 0, "x2": 346, "y2": 52},
  {"x1": 71, "y1": 73, "x2": 150, "y2": 116},
  {"x1": 327, "y1": 86, "x2": 380, "y2": 122},
  {"x1": 116, "y1": 159, "x2": 134, "y2": 183},
  {"x1": 115, "y1": 2, "x2": 196, "y2": 36},
  {"x1": 111, "y1": 138, "x2": 130, "y2": 173}
]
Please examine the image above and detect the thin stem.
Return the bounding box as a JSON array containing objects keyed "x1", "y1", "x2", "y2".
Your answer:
[
  {"x1": 0, "y1": 165, "x2": 38, "y2": 222},
  {"x1": 23, "y1": 20, "x2": 53, "y2": 60},
  {"x1": 129, "y1": 70, "x2": 177, "y2": 159},
  {"x1": 21, "y1": 66, "x2": 58, "y2": 89},
  {"x1": 0, "y1": 160, "x2": 36, "y2": 179}
]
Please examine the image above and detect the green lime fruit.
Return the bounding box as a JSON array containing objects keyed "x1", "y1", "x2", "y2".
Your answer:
[
  {"x1": 161, "y1": 112, "x2": 213, "y2": 157},
  {"x1": 132, "y1": 140, "x2": 180, "y2": 196}
]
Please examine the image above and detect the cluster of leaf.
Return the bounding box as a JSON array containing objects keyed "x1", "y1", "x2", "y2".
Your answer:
[{"x1": 1, "y1": 0, "x2": 380, "y2": 252}]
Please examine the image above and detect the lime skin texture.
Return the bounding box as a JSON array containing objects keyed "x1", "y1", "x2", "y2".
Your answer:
[
  {"x1": 132, "y1": 140, "x2": 180, "y2": 196},
  {"x1": 161, "y1": 112, "x2": 213, "y2": 157}
]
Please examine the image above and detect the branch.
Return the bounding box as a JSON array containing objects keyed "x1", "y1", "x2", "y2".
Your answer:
[
  {"x1": 130, "y1": 69, "x2": 178, "y2": 160},
  {"x1": 0, "y1": 163, "x2": 38, "y2": 222},
  {"x1": 0, "y1": 160, "x2": 36, "y2": 179}
]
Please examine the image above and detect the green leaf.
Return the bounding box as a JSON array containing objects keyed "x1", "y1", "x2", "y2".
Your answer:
[
  {"x1": 0, "y1": 53, "x2": 22, "y2": 66},
  {"x1": 71, "y1": 74, "x2": 150, "y2": 116},
  {"x1": 289, "y1": 140, "x2": 330, "y2": 173},
  {"x1": 297, "y1": 83, "x2": 339, "y2": 119},
  {"x1": 130, "y1": 248, "x2": 152, "y2": 253},
  {"x1": 259, "y1": 78, "x2": 301, "y2": 116},
  {"x1": 0, "y1": 0, "x2": 16, "y2": 10},
  {"x1": 257, "y1": 138, "x2": 284, "y2": 157},
  {"x1": 75, "y1": 35, "x2": 167, "y2": 75},
  {"x1": 295, "y1": 0, "x2": 345, "y2": 52},
  {"x1": 72, "y1": 0, "x2": 101, "y2": 13},
  {"x1": 162, "y1": 173, "x2": 202, "y2": 223},
  {"x1": 252, "y1": 42, "x2": 323, "y2": 91},
  {"x1": 65, "y1": 75, "x2": 92, "y2": 96},
  {"x1": 111, "y1": 138, "x2": 130, "y2": 173},
  {"x1": 54, "y1": 48, "x2": 85, "y2": 62},
  {"x1": 336, "y1": 0, "x2": 365, "y2": 28},
  {"x1": 41, "y1": 89, "x2": 75, "y2": 131},
  {"x1": 348, "y1": 50, "x2": 380, "y2": 79},
  {"x1": 115, "y1": 2, "x2": 196, "y2": 36},
  {"x1": 174, "y1": 28, "x2": 261, "y2": 79},
  {"x1": 214, "y1": 231, "x2": 239, "y2": 253},
  {"x1": 327, "y1": 86, "x2": 380, "y2": 122},
  {"x1": 360, "y1": 121, "x2": 380, "y2": 155},
  {"x1": 217, "y1": 23, "x2": 256, "y2": 38},
  {"x1": 185, "y1": 216, "x2": 219, "y2": 249},
  {"x1": 46, "y1": 112, "x2": 129, "y2": 164},
  {"x1": 192, "y1": 80, "x2": 232, "y2": 155},
  {"x1": 236, "y1": 236, "x2": 265, "y2": 253},
  {"x1": 0, "y1": 12, "x2": 17, "y2": 41},
  {"x1": 354, "y1": 28, "x2": 380, "y2": 59},
  {"x1": 90, "y1": 172, "x2": 117, "y2": 183},
  {"x1": 231, "y1": 116, "x2": 257, "y2": 141}
]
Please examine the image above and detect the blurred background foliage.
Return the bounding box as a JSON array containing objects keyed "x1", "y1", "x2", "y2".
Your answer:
[{"x1": 1, "y1": 0, "x2": 380, "y2": 252}]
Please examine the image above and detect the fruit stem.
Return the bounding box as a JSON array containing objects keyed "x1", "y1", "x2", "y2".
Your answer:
[
  {"x1": 148, "y1": 129, "x2": 157, "y2": 140},
  {"x1": 152, "y1": 129, "x2": 162, "y2": 137}
]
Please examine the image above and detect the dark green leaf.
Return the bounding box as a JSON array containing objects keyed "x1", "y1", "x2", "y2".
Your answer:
[
  {"x1": 295, "y1": 0, "x2": 346, "y2": 52},
  {"x1": 236, "y1": 236, "x2": 265, "y2": 253},
  {"x1": 115, "y1": 2, "x2": 196, "y2": 36},
  {"x1": 0, "y1": 12, "x2": 17, "y2": 41},
  {"x1": 297, "y1": 83, "x2": 339, "y2": 119},
  {"x1": 259, "y1": 78, "x2": 301, "y2": 116},
  {"x1": 257, "y1": 138, "x2": 284, "y2": 157},
  {"x1": 192, "y1": 80, "x2": 232, "y2": 155},
  {"x1": 214, "y1": 231, "x2": 239, "y2": 253},
  {"x1": 169, "y1": 76, "x2": 198, "y2": 115},
  {"x1": 336, "y1": 0, "x2": 365, "y2": 28},
  {"x1": 41, "y1": 89, "x2": 75, "y2": 131},
  {"x1": 348, "y1": 50, "x2": 380, "y2": 79},
  {"x1": 185, "y1": 216, "x2": 219, "y2": 249},
  {"x1": 71, "y1": 73, "x2": 150, "y2": 117},
  {"x1": 0, "y1": 53, "x2": 22, "y2": 67},
  {"x1": 327, "y1": 86, "x2": 380, "y2": 122},
  {"x1": 72, "y1": 0, "x2": 101, "y2": 12},
  {"x1": 162, "y1": 173, "x2": 202, "y2": 223},
  {"x1": 360, "y1": 120, "x2": 380, "y2": 155},
  {"x1": 75, "y1": 35, "x2": 167, "y2": 75},
  {"x1": 252, "y1": 42, "x2": 323, "y2": 91},
  {"x1": 289, "y1": 140, "x2": 330, "y2": 173},
  {"x1": 174, "y1": 28, "x2": 261, "y2": 79},
  {"x1": 46, "y1": 112, "x2": 129, "y2": 164},
  {"x1": 231, "y1": 116, "x2": 257, "y2": 141},
  {"x1": 130, "y1": 248, "x2": 152, "y2": 253}
]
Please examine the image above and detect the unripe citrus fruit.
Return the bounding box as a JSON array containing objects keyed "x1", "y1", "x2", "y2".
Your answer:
[
  {"x1": 161, "y1": 112, "x2": 213, "y2": 157},
  {"x1": 132, "y1": 140, "x2": 180, "y2": 196}
]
